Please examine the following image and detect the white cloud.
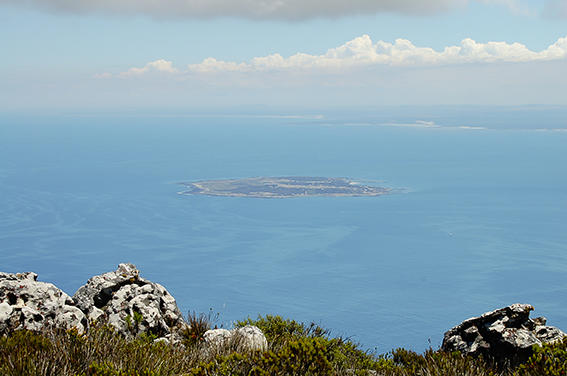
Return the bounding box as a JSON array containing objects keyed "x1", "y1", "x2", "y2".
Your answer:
[
  {"x1": 118, "y1": 59, "x2": 178, "y2": 77},
  {"x1": 457, "y1": 126, "x2": 487, "y2": 130},
  {"x1": 342, "y1": 120, "x2": 489, "y2": 130},
  {"x1": 123, "y1": 35, "x2": 567, "y2": 77},
  {"x1": 187, "y1": 58, "x2": 249, "y2": 73},
  {"x1": 380, "y1": 120, "x2": 441, "y2": 128}
]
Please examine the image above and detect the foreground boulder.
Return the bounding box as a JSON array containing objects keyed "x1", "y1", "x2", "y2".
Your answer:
[
  {"x1": 0, "y1": 272, "x2": 86, "y2": 335},
  {"x1": 73, "y1": 263, "x2": 187, "y2": 342},
  {"x1": 442, "y1": 303, "x2": 566, "y2": 365},
  {"x1": 0, "y1": 263, "x2": 270, "y2": 350},
  {"x1": 204, "y1": 325, "x2": 268, "y2": 352}
]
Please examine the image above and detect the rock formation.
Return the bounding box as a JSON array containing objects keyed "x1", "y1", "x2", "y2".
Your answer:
[
  {"x1": 203, "y1": 328, "x2": 233, "y2": 347},
  {"x1": 72, "y1": 263, "x2": 187, "y2": 343},
  {"x1": 204, "y1": 325, "x2": 268, "y2": 352},
  {"x1": 0, "y1": 263, "x2": 268, "y2": 351},
  {"x1": 442, "y1": 303, "x2": 566, "y2": 365},
  {"x1": 233, "y1": 325, "x2": 269, "y2": 351},
  {"x1": 0, "y1": 271, "x2": 86, "y2": 335}
]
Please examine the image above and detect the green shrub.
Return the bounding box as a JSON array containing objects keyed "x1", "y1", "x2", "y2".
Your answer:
[
  {"x1": 236, "y1": 315, "x2": 329, "y2": 343},
  {"x1": 515, "y1": 338, "x2": 567, "y2": 376},
  {"x1": 1, "y1": 314, "x2": 565, "y2": 376},
  {"x1": 0, "y1": 325, "x2": 198, "y2": 376},
  {"x1": 189, "y1": 336, "x2": 334, "y2": 376},
  {"x1": 386, "y1": 348, "x2": 500, "y2": 376},
  {"x1": 235, "y1": 314, "x2": 388, "y2": 374},
  {"x1": 391, "y1": 347, "x2": 427, "y2": 373},
  {"x1": 0, "y1": 329, "x2": 55, "y2": 375},
  {"x1": 85, "y1": 362, "x2": 159, "y2": 376}
]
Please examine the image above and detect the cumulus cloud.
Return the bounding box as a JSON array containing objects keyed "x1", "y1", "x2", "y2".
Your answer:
[
  {"x1": 109, "y1": 35, "x2": 567, "y2": 78},
  {"x1": 119, "y1": 59, "x2": 178, "y2": 77},
  {"x1": 188, "y1": 58, "x2": 249, "y2": 73},
  {"x1": 0, "y1": 0, "x2": 470, "y2": 19}
]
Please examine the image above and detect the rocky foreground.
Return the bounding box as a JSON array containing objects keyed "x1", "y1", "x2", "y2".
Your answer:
[
  {"x1": 1, "y1": 263, "x2": 565, "y2": 365},
  {"x1": 0, "y1": 263, "x2": 267, "y2": 351},
  {"x1": 442, "y1": 303, "x2": 565, "y2": 365}
]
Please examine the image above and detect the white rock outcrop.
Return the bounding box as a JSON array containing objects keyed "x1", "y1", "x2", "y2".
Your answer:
[
  {"x1": 1, "y1": 263, "x2": 270, "y2": 352},
  {"x1": 0, "y1": 271, "x2": 86, "y2": 334},
  {"x1": 442, "y1": 303, "x2": 566, "y2": 365},
  {"x1": 204, "y1": 325, "x2": 268, "y2": 352},
  {"x1": 72, "y1": 263, "x2": 187, "y2": 342}
]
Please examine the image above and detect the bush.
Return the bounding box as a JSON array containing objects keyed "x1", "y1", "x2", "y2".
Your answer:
[
  {"x1": 235, "y1": 315, "x2": 386, "y2": 374},
  {"x1": 182, "y1": 311, "x2": 217, "y2": 347},
  {"x1": 0, "y1": 314, "x2": 565, "y2": 376},
  {"x1": 515, "y1": 338, "x2": 567, "y2": 376},
  {"x1": 0, "y1": 324, "x2": 197, "y2": 376},
  {"x1": 236, "y1": 315, "x2": 328, "y2": 342},
  {"x1": 86, "y1": 362, "x2": 159, "y2": 376},
  {"x1": 189, "y1": 336, "x2": 334, "y2": 376}
]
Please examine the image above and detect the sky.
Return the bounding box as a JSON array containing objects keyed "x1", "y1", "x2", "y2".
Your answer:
[{"x1": 0, "y1": 0, "x2": 566, "y2": 111}]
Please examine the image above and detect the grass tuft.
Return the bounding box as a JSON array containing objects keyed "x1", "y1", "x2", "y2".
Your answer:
[{"x1": 0, "y1": 314, "x2": 565, "y2": 375}]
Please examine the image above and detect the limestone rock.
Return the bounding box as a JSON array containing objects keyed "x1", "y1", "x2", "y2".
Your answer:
[
  {"x1": 1, "y1": 264, "x2": 268, "y2": 352},
  {"x1": 0, "y1": 271, "x2": 86, "y2": 335},
  {"x1": 203, "y1": 328, "x2": 233, "y2": 347},
  {"x1": 442, "y1": 304, "x2": 566, "y2": 365},
  {"x1": 72, "y1": 263, "x2": 186, "y2": 342},
  {"x1": 234, "y1": 325, "x2": 268, "y2": 352},
  {"x1": 203, "y1": 325, "x2": 268, "y2": 352}
]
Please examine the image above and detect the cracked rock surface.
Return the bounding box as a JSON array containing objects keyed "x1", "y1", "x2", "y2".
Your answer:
[
  {"x1": 442, "y1": 303, "x2": 566, "y2": 365},
  {"x1": 0, "y1": 272, "x2": 86, "y2": 335},
  {"x1": 72, "y1": 263, "x2": 187, "y2": 342},
  {"x1": 204, "y1": 325, "x2": 268, "y2": 352}
]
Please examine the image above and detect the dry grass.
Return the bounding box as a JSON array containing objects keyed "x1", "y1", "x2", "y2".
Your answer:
[{"x1": 0, "y1": 315, "x2": 565, "y2": 376}]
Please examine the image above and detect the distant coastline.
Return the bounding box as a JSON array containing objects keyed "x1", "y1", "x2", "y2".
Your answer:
[{"x1": 178, "y1": 176, "x2": 391, "y2": 198}]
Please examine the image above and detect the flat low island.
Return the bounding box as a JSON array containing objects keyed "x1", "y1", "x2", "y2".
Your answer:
[{"x1": 178, "y1": 176, "x2": 390, "y2": 198}]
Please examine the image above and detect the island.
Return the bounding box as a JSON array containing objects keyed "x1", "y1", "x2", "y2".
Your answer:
[{"x1": 177, "y1": 177, "x2": 390, "y2": 198}]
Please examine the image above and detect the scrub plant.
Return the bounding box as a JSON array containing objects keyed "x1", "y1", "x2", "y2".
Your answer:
[
  {"x1": 515, "y1": 338, "x2": 567, "y2": 376},
  {"x1": 182, "y1": 310, "x2": 219, "y2": 347},
  {"x1": 0, "y1": 313, "x2": 566, "y2": 376}
]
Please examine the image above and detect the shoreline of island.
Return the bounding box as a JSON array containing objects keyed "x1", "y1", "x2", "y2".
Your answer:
[{"x1": 177, "y1": 176, "x2": 392, "y2": 198}]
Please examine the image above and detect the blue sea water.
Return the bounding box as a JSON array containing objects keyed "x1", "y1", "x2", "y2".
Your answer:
[{"x1": 1, "y1": 108, "x2": 566, "y2": 352}]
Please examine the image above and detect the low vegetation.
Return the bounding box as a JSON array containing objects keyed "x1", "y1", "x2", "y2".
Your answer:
[{"x1": 0, "y1": 314, "x2": 565, "y2": 376}]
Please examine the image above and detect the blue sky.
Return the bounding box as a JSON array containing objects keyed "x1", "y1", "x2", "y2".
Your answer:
[{"x1": 1, "y1": 0, "x2": 566, "y2": 111}]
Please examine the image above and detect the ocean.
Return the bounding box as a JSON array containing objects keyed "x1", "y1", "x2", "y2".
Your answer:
[{"x1": 1, "y1": 107, "x2": 566, "y2": 352}]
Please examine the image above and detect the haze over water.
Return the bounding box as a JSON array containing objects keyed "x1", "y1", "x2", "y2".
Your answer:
[{"x1": 1, "y1": 107, "x2": 566, "y2": 352}]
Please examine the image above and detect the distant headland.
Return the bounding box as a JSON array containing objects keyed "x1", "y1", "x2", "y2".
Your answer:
[{"x1": 178, "y1": 176, "x2": 390, "y2": 198}]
